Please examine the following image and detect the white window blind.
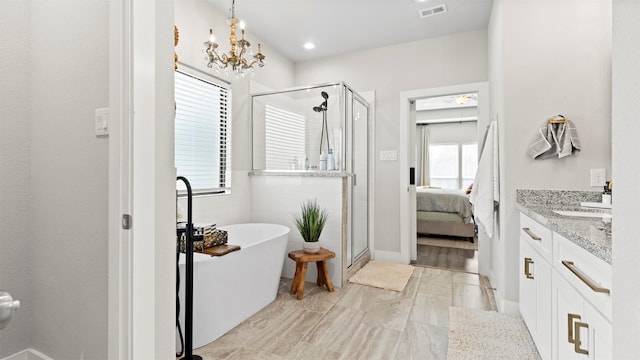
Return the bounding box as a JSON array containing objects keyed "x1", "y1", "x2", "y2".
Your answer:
[
  {"x1": 265, "y1": 104, "x2": 306, "y2": 170},
  {"x1": 175, "y1": 70, "x2": 231, "y2": 194}
]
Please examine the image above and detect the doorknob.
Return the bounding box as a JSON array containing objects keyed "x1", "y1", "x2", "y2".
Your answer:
[{"x1": 0, "y1": 291, "x2": 20, "y2": 331}]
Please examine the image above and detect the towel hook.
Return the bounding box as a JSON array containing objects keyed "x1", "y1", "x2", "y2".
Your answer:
[{"x1": 548, "y1": 114, "x2": 567, "y2": 124}]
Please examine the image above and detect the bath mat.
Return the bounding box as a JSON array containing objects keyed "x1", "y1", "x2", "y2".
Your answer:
[
  {"x1": 348, "y1": 260, "x2": 414, "y2": 292},
  {"x1": 447, "y1": 307, "x2": 540, "y2": 360}
]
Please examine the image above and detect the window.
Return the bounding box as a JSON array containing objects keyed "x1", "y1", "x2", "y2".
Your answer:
[
  {"x1": 429, "y1": 142, "x2": 477, "y2": 190},
  {"x1": 174, "y1": 70, "x2": 231, "y2": 194},
  {"x1": 264, "y1": 104, "x2": 306, "y2": 170},
  {"x1": 461, "y1": 143, "x2": 478, "y2": 189}
]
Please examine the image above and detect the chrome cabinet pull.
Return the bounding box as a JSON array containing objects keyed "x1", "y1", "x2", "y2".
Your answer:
[
  {"x1": 562, "y1": 260, "x2": 610, "y2": 294},
  {"x1": 522, "y1": 227, "x2": 541, "y2": 241},
  {"x1": 567, "y1": 313, "x2": 589, "y2": 355},
  {"x1": 524, "y1": 257, "x2": 534, "y2": 279}
]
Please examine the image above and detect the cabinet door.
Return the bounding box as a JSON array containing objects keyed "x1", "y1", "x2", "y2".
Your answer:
[
  {"x1": 584, "y1": 303, "x2": 612, "y2": 360},
  {"x1": 520, "y1": 237, "x2": 552, "y2": 359},
  {"x1": 520, "y1": 237, "x2": 537, "y2": 330},
  {"x1": 535, "y1": 248, "x2": 552, "y2": 360},
  {"x1": 554, "y1": 271, "x2": 589, "y2": 359}
]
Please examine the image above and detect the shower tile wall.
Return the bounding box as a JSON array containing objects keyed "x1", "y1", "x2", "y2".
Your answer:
[{"x1": 250, "y1": 175, "x2": 345, "y2": 287}]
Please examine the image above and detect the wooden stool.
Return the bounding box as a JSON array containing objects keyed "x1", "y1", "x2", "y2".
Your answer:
[{"x1": 288, "y1": 247, "x2": 336, "y2": 300}]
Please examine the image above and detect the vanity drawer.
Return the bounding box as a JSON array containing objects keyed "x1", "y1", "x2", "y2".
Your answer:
[
  {"x1": 520, "y1": 213, "x2": 553, "y2": 262},
  {"x1": 554, "y1": 232, "x2": 612, "y2": 321}
]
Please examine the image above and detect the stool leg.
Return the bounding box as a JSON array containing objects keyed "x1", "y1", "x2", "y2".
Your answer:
[
  {"x1": 290, "y1": 262, "x2": 302, "y2": 295},
  {"x1": 316, "y1": 261, "x2": 325, "y2": 287},
  {"x1": 320, "y1": 261, "x2": 334, "y2": 292},
  {"x1": 296, "y1": 262, "x2": 308, "y2": 300}
]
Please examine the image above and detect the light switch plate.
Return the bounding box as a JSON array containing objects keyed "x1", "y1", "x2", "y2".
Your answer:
[
  {"x1": 380, "y1": 150, "x2": 397, "y2": 161},
  {"x1": 95, "y1": 107, "x2": 109, "y2": 136}
]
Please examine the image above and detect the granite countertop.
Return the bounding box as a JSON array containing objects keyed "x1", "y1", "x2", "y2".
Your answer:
[{"x1": 516, "y1": 190, "x2": 612, "y2": 264}]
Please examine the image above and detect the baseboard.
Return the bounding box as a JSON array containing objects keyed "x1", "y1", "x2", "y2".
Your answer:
[
  {"x1": 374, "y1": 250, "x2": 408, "y2": 264},
  {"x1": 498, "y1": 298, "x2": 520, "y2": 314},
  {"x1": 0, "y1": 348, "x2": 54, "y2": 360},
  {"x1": 485, "y1": 269, "x2": 520, "y2": 314}
]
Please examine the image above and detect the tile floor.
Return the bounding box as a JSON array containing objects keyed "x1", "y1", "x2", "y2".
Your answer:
[
  {"x1": 192, "y1": 266, "x2": 497, "y2": 359},
  {"x1": 415, "y1": 244, "x2": 479, "y2": 273}
]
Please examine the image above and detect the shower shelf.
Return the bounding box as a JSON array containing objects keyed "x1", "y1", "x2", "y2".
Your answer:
[{"x1": 248, "y1": 170, "x2": 354, "y2": 178}]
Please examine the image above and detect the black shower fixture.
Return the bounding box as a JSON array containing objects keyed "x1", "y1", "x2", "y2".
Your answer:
[
  {"x1": 313, "y1": 91, "x2": 329, "y2": 112},
  {"x1": 313, "y1": 91, "x2": 330, "y2": 154}
]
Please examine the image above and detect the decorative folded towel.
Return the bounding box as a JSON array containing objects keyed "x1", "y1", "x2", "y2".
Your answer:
[{"x1": 527, "y1": 115, "x2": 581, "y2": 160}]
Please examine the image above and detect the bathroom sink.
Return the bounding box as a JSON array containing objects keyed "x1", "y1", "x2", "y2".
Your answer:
[{"x1": 553, "y1": 210, "x2": 612, "y2": 219}]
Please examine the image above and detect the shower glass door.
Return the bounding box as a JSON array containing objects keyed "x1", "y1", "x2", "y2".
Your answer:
[{"x1": 351, "y1": 94, "x2": 369, "y2": 263}]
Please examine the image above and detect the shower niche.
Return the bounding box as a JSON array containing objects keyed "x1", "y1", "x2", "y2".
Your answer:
[{"x1": 250, "y1": 82, "x2": 371, "y2": 286}]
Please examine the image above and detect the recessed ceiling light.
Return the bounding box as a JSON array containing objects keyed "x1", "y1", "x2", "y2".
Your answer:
[{"x1": 303, "y1": 42, "x2": 315, "y2": 50}]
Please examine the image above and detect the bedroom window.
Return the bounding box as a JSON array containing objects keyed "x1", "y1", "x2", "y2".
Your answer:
[
  {"x1": 175, "y1": 69, "x2": 231, "y2": 195},
  {"x1": 429, "y1": 142, "x2": 477, "y2": 190}
]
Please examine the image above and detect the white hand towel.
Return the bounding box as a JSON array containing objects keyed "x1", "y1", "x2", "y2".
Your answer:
[{"x1": 470, "y1": 121, "x2": 500, "y2": 238}]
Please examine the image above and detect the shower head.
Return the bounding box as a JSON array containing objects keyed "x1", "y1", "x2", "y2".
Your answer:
[{"x1": 313, "y1": 91, "x2": 329, "y2": 112}]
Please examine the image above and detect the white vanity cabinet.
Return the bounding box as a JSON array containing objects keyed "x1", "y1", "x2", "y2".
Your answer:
[
  {"x1": 519, "y1": 214, "x2": 553, "y2": 360},
  {"x1": 519, "y1": 213, "x2": 612, "y2": 360},
  {"x1": 552, "y1": 232, "x2": 612, "y2": 360}
]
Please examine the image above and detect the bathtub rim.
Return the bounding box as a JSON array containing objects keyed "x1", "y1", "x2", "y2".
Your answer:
[{"x1": 178, "y1": 223, "x2": 290, "y2": 264}]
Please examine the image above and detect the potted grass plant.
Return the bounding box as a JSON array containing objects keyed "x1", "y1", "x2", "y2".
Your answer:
[{"x1": 293, "y1": 199, "x2": 328, "y2": 254}]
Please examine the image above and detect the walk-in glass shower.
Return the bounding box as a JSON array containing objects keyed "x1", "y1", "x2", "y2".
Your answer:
[{"x1": 251, "y1": 82, "x2": 371, "y2": 273}]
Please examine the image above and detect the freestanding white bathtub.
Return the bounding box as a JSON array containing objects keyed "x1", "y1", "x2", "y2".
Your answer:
[{"x1": 177, "y1": 223, "x2": 289, "y2": 349}]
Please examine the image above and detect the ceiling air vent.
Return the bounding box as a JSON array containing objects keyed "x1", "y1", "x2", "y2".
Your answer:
[{"x1": 418, "y1": 4, "x2": 448, "y2": 18}]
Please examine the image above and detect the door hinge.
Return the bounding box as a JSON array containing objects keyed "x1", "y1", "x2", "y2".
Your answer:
[{"x1": 122, "y1": 214, "x2": 132, "y2": 230}]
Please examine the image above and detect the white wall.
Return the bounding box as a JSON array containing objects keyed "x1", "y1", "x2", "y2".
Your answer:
[
  {"x1": 175, "y1": 0, "x2": 295, "y2": 226},
  {"x1": 0, "y1": 1, "x2": 32, "y2": 357},
  {"x1": 424, "y1": 122, "x2": 478, "y2": 144},
  {"x1": 611, "y1": 0, "x2": 640, "y2": 357},
  {"x1": 489, "y1": 0, "x2": 612, "y2": 311},
  {"x1": 251, "y1": 176, "x2": 345, "y2": 287},
  {"x1": 29, "y1": 0, "x2": 109, "y2": 358},
  {"x1": 295, "y1": 30, "x2": 489, "y2": 254}
]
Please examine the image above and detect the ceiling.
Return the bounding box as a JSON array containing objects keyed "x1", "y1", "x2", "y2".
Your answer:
[{"x1": 204, "y1": 0, "x2": 494, "y2": 62}]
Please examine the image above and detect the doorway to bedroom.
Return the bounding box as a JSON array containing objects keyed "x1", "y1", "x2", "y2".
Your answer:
[
  {"x1": 413, "y1": 92, "x2": 479, "y2": 273},
  {"x1": 399, "y1": 82, "x2": 489, "y2": 276}
]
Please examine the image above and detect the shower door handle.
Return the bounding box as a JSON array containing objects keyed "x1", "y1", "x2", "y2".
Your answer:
[{"x1": 0, "y1": 291, "x2": 20, "y2": 331}]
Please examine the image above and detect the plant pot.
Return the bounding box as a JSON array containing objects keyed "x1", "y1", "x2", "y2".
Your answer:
[{"x1": 303, "y1": 242, "x2": 320, "y2": 254}]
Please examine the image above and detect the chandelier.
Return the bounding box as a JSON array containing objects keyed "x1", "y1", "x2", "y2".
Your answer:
[{"x1": 203, "y1": 0, "x2": 266, "y2": 78}]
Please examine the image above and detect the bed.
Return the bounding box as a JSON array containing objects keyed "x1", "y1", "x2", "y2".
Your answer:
[{"x1": 416, "y1": 187, "x2": 475, "y2": 241}]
